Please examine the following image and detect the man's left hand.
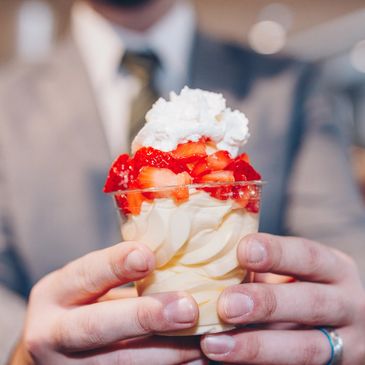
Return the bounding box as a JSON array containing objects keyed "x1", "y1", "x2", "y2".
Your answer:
[{"x1": 201, "y1": 233, "x2": 365, "y2": 364}]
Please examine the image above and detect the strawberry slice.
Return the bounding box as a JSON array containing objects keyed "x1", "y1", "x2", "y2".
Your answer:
[
  {"x1": 206, "y1": 151, "x2": 233, "y2": 171},
  {"x1": 172, "y1": 141, "x2": 207, "y2": 162},
  {"x1": 226, "y1": 159, "x2": 261, "y2": 181},
  {"x1": 191, "y1": 157, "x2": 211, "y2": 178},
  {"x1": 246, "y1": 200, "x2": 260, "y2": 213},
  {"x1": 236, "y1": 153, "x2": 250, "y2": 163},
  {"x1": 103, "y1": 154, "x2": 135, "y2": 193},
  {"x1": 115, "y1": 190, "x2": 144, "y2": 216},
  {"x1": 197, "y1": 170, "x2": 235, "y2": 200},
  {"x1": 133, "y1": 147, "x2": 185, "y2": 174},
  {"x1": 198, "y1": 170, "x2": 235, "y2": 183},
  {"x1": 137, "y1": 167, "x2": 192, "y2": 203}
]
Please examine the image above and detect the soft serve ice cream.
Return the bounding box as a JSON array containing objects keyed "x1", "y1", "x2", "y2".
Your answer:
[{"x1": 104, "y1": 87, "x2": 262, "y2": 335}]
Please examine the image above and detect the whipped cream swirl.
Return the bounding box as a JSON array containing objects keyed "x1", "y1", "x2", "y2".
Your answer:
[
  {"x1": 132, "y1": 87, "x2": 250, "y2": 157},
  {"x1": 121, "y1": 190, "x2": 259, "y2": 334}
]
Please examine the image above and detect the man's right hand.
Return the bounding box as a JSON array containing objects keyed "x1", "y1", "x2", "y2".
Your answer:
[{"x1": 10, "y1": 242, "x2": 205, "y2": 365}]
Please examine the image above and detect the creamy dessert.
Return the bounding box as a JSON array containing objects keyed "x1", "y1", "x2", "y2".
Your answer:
[{"x1": 104, "y1": 87, "x2": 262, "y2": 335}]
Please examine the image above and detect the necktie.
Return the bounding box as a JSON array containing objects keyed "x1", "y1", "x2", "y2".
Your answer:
[{"x1": 121, "y1": 50, "x2": 161, "y2": 145}]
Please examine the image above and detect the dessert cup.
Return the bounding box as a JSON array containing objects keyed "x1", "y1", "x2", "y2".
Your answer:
[{"x1": 114, "y1": 181, "x2": 263, "y2": 336}]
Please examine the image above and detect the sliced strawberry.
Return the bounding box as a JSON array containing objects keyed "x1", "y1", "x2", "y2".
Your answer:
[
  {"x1": 126, "y1": 190, "x2": 144, "y2": 215},
  {"x1": 103, "y1": 154, "x2": 135, "y2": 193},
  {"x1": 198, "y1": 170, "x2": 235, "y2": 183},
  {"x1": 246, "y1": 200, "x2": 260, "y2": 213},
  {"x1": 191, "y1": 157, "x2": 211, "y2": 178},
  {"x1": 172, "y1": 141, "x2": 207, "y2": 162},
  {"x1": 133, "y1": 147, "x2": 185, "y2": 174},
  {"x1": 115, "y1": 194, "x2": 129, "y2": 214},
  {"x1": 236, "y1": 153, "x2": 250, "y2": 163},
  {"x1": 226, "y1": 159, "x2": 261, "y2": 181},
  {"x1": 197, "y1": 170, "x2": 235, "y2": 200},
  {"x1": 137, "y1": 167, "x2": 192, "y2": 203},
  {"x1": 206, "y1": 151, "x2": 233, "y2": 171},
  {"x1": 115, "y1": 190, "x2": 144, "y2": 216}
]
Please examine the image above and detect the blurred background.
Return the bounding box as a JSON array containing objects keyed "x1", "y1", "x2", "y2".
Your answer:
[{"x1": 1, "y1": 0, "x2": 365, "y2": 198}]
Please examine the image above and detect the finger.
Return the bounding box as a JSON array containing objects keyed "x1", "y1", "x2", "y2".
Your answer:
[
  {"x1": 201, "y1": 329, "x2": 333, "y2": 364},
  {"x1": 43, "y1": 242, "x2": 155, "y2": 305},
  {"x1": 53, "y1": 292, "x2": 199, "y2": 352},
  {"x1": 98, "y1": 287, "x2": 137, "y2": 302},
  {"x1": 65, "y1": 336, "x2": 204, "y2": 365},
  {"x1": 238, "y1": 233, "x2": 345, "y2": 283},
  {"x1": 217, "y1": 282, "x2": 352, "y2": 327}
]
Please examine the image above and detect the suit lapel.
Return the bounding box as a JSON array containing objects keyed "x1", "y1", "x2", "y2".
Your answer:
[
  {"x1": 189, "y1": 33, "x2": 301, "y2": 235},
  {"x1": 5, "y1": 37, "x2": 120, "y2": 282}
]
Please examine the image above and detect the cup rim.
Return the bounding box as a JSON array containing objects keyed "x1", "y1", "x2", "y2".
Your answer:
[{"x1": 111, "y1": 180, "x2": 266, "y2": 194}]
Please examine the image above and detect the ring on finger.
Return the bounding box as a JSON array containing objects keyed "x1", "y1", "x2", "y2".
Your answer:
[{"x1": 318, "y1": 327, "x2": 343, "y2": 365}]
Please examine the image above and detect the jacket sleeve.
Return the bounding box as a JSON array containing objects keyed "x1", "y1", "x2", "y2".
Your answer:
[
  {"x1": 0, "y1": 108, "x2": 27, "y2": 363},
  {"x1": 285, "y1": 75, "x2": 365, "y2": 281}
]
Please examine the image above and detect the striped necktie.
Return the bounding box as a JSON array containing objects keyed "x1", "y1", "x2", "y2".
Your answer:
[{"x1": 121, "y1": 49, "x2": 161, "y2": 145}]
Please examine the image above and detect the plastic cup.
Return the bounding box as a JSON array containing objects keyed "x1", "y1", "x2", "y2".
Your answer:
[{"x1": 114, "y1": 181, "x2": 263, "y2": 335}]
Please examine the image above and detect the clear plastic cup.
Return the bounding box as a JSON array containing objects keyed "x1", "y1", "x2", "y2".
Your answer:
[{"x1": 114, "y1": 181, "x2": 263, "y2": 335}]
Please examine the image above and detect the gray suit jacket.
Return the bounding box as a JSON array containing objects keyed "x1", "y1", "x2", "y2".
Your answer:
[{"x1": 1, "y1": 33, "x2": 365, "y2": 360}]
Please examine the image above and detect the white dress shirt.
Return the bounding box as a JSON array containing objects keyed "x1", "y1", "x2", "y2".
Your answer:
[{"x1": 72, "y1": 0, "x2": 196, "y2": 157}]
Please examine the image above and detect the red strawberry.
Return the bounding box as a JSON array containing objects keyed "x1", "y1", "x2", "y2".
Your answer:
[
  {"x1": 191, "y1": 157, "x2": 211, "y2": 177},
  {"x1": 137, "y1": 167, "x2": 192, "y2": 203},
  {"x1": 246, "y1": 200, "x2": 260, "y2": 213},
  {"x1": 115, "y1": 194, "x2": 129, "y2": 213},
  {"x1": 198, "y1": 170, "x2": 235, "y2": 183},
  {"x1": 133, "y1": 147, "x2": 185, "y2": 174},
  {"x1": 115, "y1": 190, "x2": 144, "y2": 216},
  {"x1": 226, "y1": 159, "x2": 261, "y2": 181},
  {"x1": 172, "y1": 141, "x2": 207, "y2": 162},
  {"x1": 236, "y1": 153, "x2": 250, "y2": 163},
  {"x1": 103, "y1": 154, "x2": 135, "y2": 193},
  {"x1": 126, "y1": 190, "x2": 144, "y2": 215},
  {"x1": 197, "y1": 170, "x2": 235, "y2": 200},
  {"x1": 206, "y1": 151, "x2": 233, "y2": 170},
  {"x1": 233, "y1": 184, "x2": 261, "y2": 211}
]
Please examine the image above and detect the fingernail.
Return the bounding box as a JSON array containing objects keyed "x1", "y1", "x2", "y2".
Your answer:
[
  {"x1": 164, "y1": 297, "x2": 197, "y2": 324},
  {"x1": 246, "y1": 240, "x2": 266, "y2": 263},
  {"x1": 222, "y1": 292, "x2": 254, "y2": 318},
  {"x1": 203, "y1": 335, "x2": 235, "y2": 355},
  {"x1": 125, "y1": 250, "x2": 149, "y2": 272}
]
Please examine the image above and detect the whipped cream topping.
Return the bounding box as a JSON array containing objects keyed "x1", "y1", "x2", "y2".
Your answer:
[
  {"x1": 122, "y1": 190, "x2": 259, "y2": 334},
  {"x1": 132, "y1": 87, "x2": 250, "y2": 157}
]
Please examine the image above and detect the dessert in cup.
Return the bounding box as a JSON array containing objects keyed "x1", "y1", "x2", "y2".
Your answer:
[{"x1": 104, "y1": 87, "x2": 263, "y2": 335}]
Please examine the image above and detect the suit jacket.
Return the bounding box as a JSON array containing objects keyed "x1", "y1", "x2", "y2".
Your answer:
[{"x1": 1, "y1": 33, "x2": 365, "y2": 360}]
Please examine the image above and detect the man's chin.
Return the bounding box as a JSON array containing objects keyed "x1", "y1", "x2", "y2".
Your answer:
[{"x1": 91, "y1": 0, "x2": 154, "y2": 8}]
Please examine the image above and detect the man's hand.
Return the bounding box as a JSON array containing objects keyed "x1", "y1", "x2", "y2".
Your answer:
[
  {"x1": 201, "y1": 233, "x2": 365, "y2": 364},
  {"x1": 11, "y1": 242, "x2": 205, "y2": 365}
]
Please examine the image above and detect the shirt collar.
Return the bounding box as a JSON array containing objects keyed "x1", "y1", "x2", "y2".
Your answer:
[{"x1": 72, "y1": 0, "x2": 196, "y2": 95}]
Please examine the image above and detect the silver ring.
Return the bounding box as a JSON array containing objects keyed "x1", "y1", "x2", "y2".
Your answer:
[{"x1": 318, "y1": 327, "x2": 344, "y2": 365}]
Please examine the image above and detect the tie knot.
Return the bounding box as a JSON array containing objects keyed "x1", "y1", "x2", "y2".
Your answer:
[{"x1": 121, "y1": 49, "x2": 161, "y2": 83}]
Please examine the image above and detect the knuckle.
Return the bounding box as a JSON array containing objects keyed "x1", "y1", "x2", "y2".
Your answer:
[
  {"x1": 265, "y1": 237, "x2": 283, "y2": 272},
  {"x1": 114, "y1": 351, "x2": 136, "y2": 365},
  {"x1": 69, "y1": 258, "x2": 101, "y2": 298},
  {"x1": 299, "y1": 340, "x2": 322, "y2": 365},
  {"x1": 256, "y1": 285, "x2": 277, "y2": 320},
  {"x1": 303, "y1": 240, "x2": 322, "y2": 274},
  {"x1": 109, "y1": 248, "x2": 128, "y2": 281},
  {"x1": 79, "y1": 312, "x2": 106, "y2": 348},
  {"x1": 241, "y1": 333, "x2": 262, "y2": 362},
  {"x1": 356, "y1": 342, "x2": 365, "y2": 363},
  {"x1": 308, "y1": 288, "x2": 328, "y2": 324},
  {"x1": 136, "y1": 303, "x2": 155, "y2": 333}
]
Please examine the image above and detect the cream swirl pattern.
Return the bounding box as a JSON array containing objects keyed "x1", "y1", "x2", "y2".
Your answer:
[{"x1": 121, "y1": 190, "x2": 260, "y2": 335}]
